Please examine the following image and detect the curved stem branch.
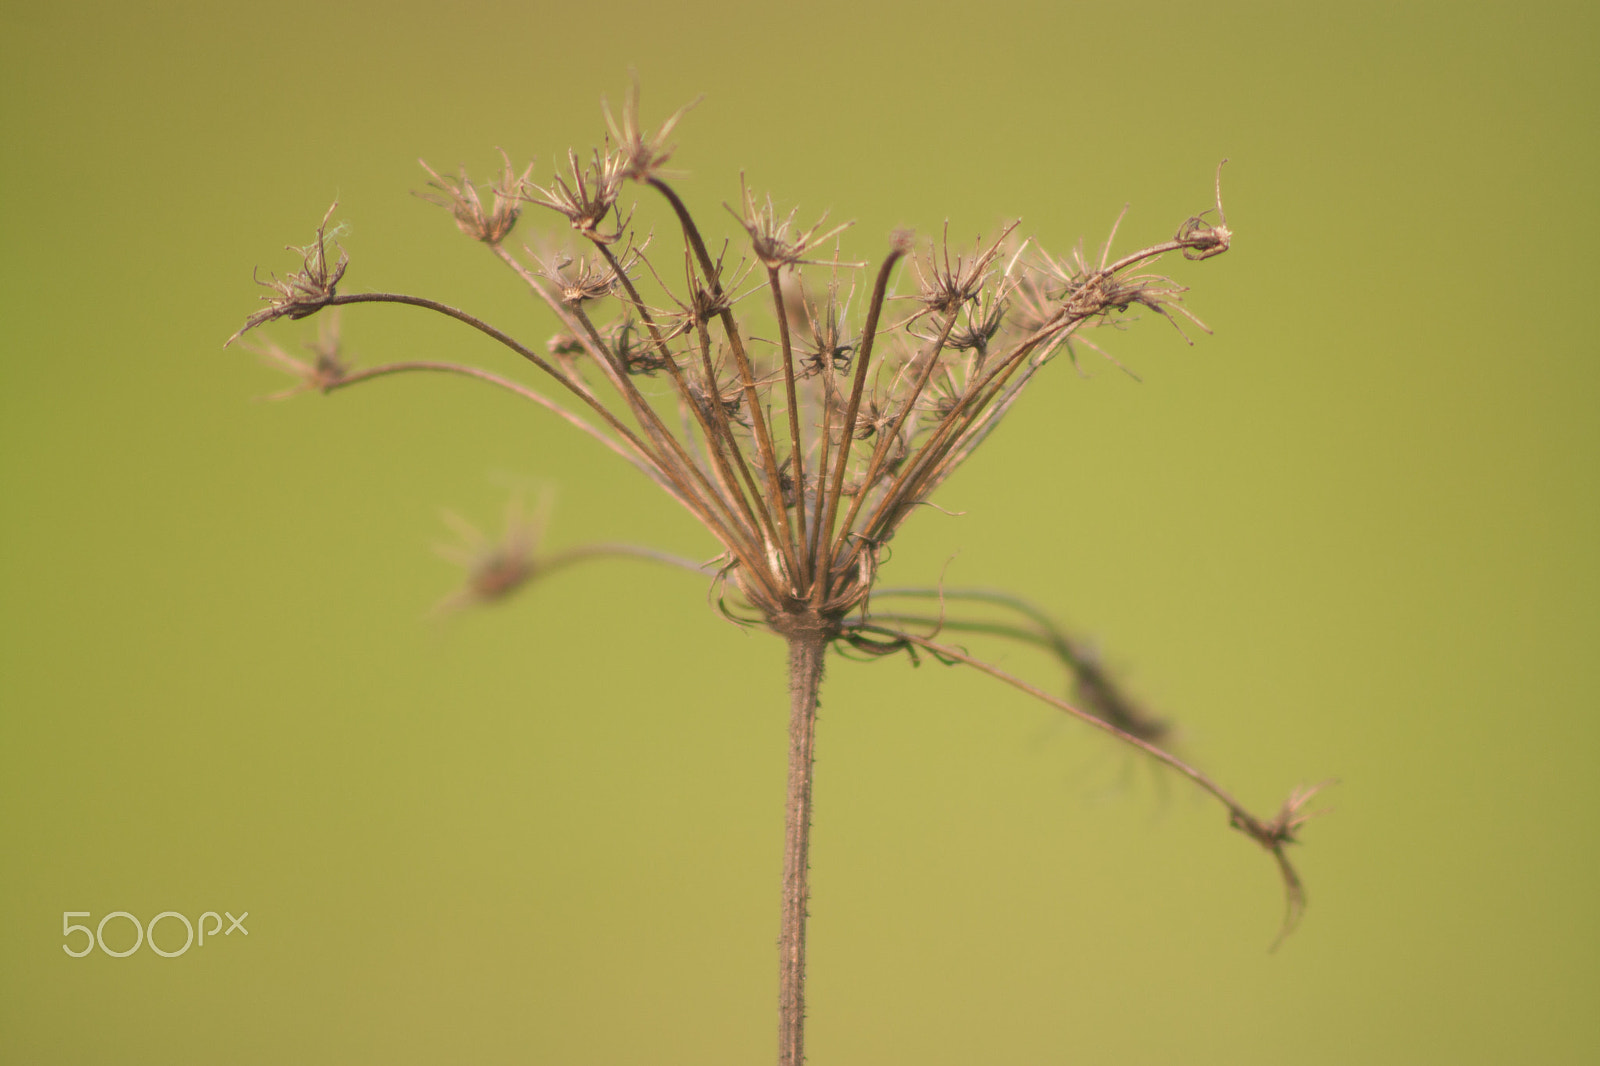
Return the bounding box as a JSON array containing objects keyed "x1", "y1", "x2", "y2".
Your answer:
[
  {"x1": 323, "y1": 292, "x2": 653, "y2": 461},
  {"x1": 814, "y1": 243, "x2": 907, "y2": 605},
  {"x1": 768, "y1": 265, "x2": 809, "y2": 585},
  {"x1": 323, "y1": 290, "x2": 782, "y2": 604},
  {"x1": 326, "y1": 361, "x2": 667, "y2": 490},
  {"x1": 871, "y1": 587, "x2": 1169, "y2": 741},
  {"x1": 534, "y1": 542, "x2": 715, "y2": 580},
  {"x1": 650, "y1": 178, "x2": 801, "y2": 586},
  {"x1": 850, "y1": 622, "x2": 1320, "y2": 943}
]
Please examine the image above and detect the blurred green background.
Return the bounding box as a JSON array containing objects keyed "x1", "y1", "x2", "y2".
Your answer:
[{"x1": 3, "y1": 0, "x2": 1596, "y2": 1062}]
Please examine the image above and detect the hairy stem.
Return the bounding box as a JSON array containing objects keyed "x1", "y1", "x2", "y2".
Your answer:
[{"x1": 780, "y1": 624, "x2": 827, "y2": 1066}]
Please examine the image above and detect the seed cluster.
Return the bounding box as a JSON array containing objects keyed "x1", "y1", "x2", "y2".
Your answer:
[
  {"x1": 229, "y1": 86, "x2": 1326, "y2": 998},
  {"x1": 231, "y1": 86, "x2": 1231, "y2": 631}
]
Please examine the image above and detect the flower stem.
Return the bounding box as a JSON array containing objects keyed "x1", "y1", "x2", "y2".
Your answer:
[{"x1": 780, "y1": 623, "x2": 828, "y2": 1066}]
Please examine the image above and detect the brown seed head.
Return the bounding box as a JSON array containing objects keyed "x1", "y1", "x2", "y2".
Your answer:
[
  {"x1": 416, "y1": 149, "x2": 533, "y2": 244},
  {"x1": 1177, "y1": 159, "x2": 1233, "y2": 260},
  {"x1": 602, "y1": 79, "x2": 699, "y2": 184},
  {"x1": 246, "y1": 314, "x2": 351, "y2": 400},
  {"x1": 908, "y1": 221, "x2": 1018, "y2": 320},
  {"x1": 431, "y1": 495, "x2": 546, "y2": 615},
  {"x1": 226, "y1": 202, "x2": 348, "y2": 345},
  {"x1": 534, "y1": 239, "x2": 644, "y2": 306},
  {"x1": 524, "y1": 147, "x2": 631, "y2": 243},
  {"x1": 728, "y1": 174, "x2": 856, "y2": 270}
]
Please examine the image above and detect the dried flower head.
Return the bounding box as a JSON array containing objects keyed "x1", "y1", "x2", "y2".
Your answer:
[
  {"x1": 230, "y1": 82, "x2": 1319, "y2": 1066},
  {"x1": 533, "y1": 239, "x2": 646, "y2": 306},
  {"x1": 944, "y1": 290, "x2": 1007, "y2": 357},
  {"x1": 602, "y1": 78, "x2": 698, "y2": 184},
  {"x1": 416, "y1": 149, "x2": 533, "y2": 244},
  {"x1": 1177, "y1": 159, "x2": 1233, "y2": 260},
  {"x1": 1232, "y1": 778, "x2": 1337, "y2": 946},
  {"x1": 431, "y1": 494, "x2": 544, "y2": 614},
  {"x1": 906, "y1": 220, "x2": 1019, "y2": 320},
  {"x1": 728, "y1": 175, "x2": 856, "y2": 270},
  {"x1": 226, "y1": 202, "x2": 347, "y2": 345},
  {"x1": 247, "y1": 313, "x2": 351, "y2": 399},
  {"x1": 523, "y1": 147, "x2": 631, "y2": 242},
  {"x1": 795, "y1": 278, "x2": 858, "y2": 377},
  {"x1": 1034, "y1": 213, "x2": 1211, "y2": 347}
]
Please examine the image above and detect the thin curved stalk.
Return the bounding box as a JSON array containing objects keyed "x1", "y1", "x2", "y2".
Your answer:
[
  {"x1": 767, "y1": 265, "x2": 809, "y2": 585},
  {"x1": 860, "y1": 605, "x2": 1168, "y2": 743},
  {"x1": 651, "y1": 177, "x2": 801, "y2": 585},
  {"x1": 813, "y1": 243, "x2": 907, "y2": 605},
  {"x1": 534, "y1": 543, "x2": 715, "y2": 580},
  {"x1": 828, "y1": 309, "x2": 960, "y2": 559},
  {"x1": 326, "y1": 361, "x2": 669, "y2": 493},
  {"x1": 848, "y1": 622, "x2": 1318, "y2": 942},
  {"x1": 323, "y1": 292, "x2": 671, "y2": 472},
  {"x1": 489, "y1": 246, "x2": 756, "y2": 551},
  {"x1": 326, "y1": 290, "x2": 784, "y2": 606}
]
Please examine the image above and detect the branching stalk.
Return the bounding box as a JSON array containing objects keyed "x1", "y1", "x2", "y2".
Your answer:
[{"x1": 230, "y1": 96, "x2": 1302, "y2": 1063}]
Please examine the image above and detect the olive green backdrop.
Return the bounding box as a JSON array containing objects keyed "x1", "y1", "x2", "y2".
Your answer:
[{"x1": 3, "y1": 0, "x2": 1596, "y2": 1062}]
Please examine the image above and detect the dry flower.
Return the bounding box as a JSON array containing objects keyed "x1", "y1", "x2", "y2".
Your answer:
[
  {"x1": 229, "y1": 84, "x2": 1323, "y2": 1066},
  {"x1": 728, "y1": 174, "x2": 857, "y2": 270},
  {"x1": 522, "y1": 147, "x2": 630, "y2": 242},
  {"x1": 226, "y1": 202, "x2": 347, "y2": 345},
  {"x1": 416, "y1": 149, "x2": 533, "y2": 244},
  {"x1": 246, "y1": 313, "x2": 350, "y2": 399}
]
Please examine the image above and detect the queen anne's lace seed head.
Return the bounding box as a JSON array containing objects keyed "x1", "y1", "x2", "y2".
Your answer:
[
  {"x1": 229, "y1": 84, "x2": 1322, "y2": 990},
  {"x1": 416, "y1": 149, "x2": 532, "y2": 245}
]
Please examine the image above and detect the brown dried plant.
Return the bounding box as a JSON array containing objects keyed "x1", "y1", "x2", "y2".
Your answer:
[{"x1": 228, "y1": 83, "x2": 1324, "y2": 1064}]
